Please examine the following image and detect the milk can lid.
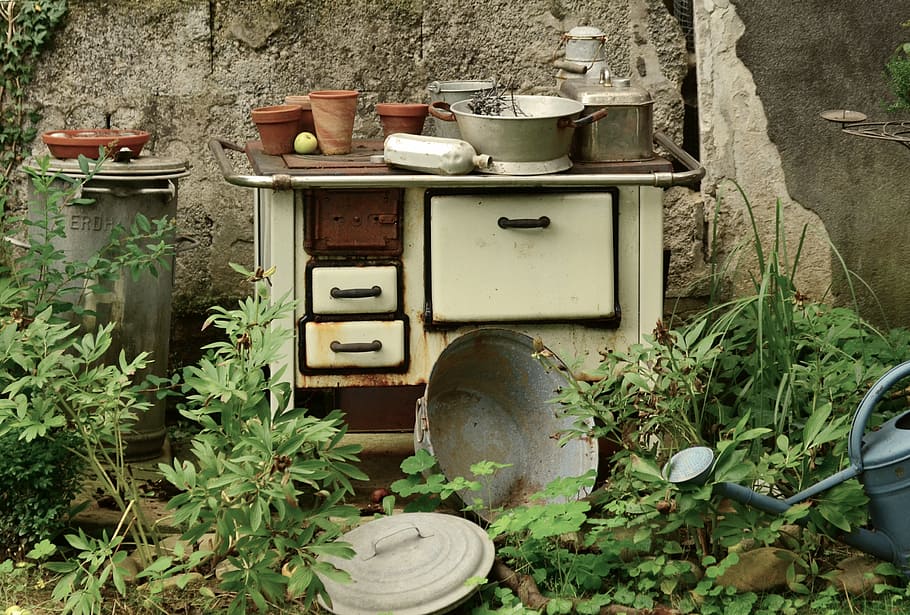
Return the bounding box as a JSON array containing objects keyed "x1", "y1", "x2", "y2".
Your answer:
[
  {"x1": 566, "y1": 26, "x2": 606, "y2": 39},
  {"x1": 316, "y1": 512, "x2": 495, "y2": 615}
]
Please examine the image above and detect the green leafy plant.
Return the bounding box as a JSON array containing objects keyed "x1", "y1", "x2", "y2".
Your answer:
[
  {"x1": 0, "y1": 430, "x2": 83, "y2": 559},
  {"x1": 885, "y1": 19, "x2": 910, "y2": 111},
  {"x1": 0, "y1": 0, "x2": 68, "y2": 194},
  {"x1": 43, "y1": 528, "x2": 130, "y2": 615},
  {"x1": 0, "y1": 154, "x2": 179, "y2": 614},
  {"x1": 155, "y1": 266, "x2": 368, "y2": 614},
  {"x1": 390, "y1": 448, "x2": 512, "y2": 516},
  {"x1": 518, "y1": 183, "x2": 910, "y2": 613}
]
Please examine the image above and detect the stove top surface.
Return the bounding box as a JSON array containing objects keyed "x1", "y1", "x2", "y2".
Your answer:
[{"x1": 246, "y1": 140, "x2": 673, "y2": 177}]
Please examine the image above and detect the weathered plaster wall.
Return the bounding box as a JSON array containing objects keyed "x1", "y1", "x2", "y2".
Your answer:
[
  {"x1": 21, "y1": 0, "x2": 695, "y2": 316},
  {"x1": 695, "y1": 0, "x2": 910, "y2": 329}
]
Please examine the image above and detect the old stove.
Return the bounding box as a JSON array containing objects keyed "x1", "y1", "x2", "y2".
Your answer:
[{"x1": 210, "y1": 134, "x2": 702, "y2": 429}]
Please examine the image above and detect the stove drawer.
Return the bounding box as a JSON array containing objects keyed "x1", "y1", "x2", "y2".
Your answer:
[
  {"x1": 302, "y1": 320, "x2": 406, "y2": 370},
  {"x1": 429, "y1": 192, "x2": 615, "y2": 322},
  {"x1": 310, "y1": 265, "x2": 398, "y2": 314}
]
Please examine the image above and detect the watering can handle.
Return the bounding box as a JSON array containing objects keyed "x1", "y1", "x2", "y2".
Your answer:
[{"x1": 848, "y1": 359, "x2": 910, "y2": 471}]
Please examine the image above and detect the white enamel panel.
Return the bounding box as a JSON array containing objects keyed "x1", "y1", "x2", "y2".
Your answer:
[
  {"x1": 304, "y1": 320, "x2": 406, "y2": 369},
  {"x1": 311, "y1": 266, "x2": 398, "y2": 314},
  {"x1": 429, "y1": 192, "x2": 615, "y2": 321}
]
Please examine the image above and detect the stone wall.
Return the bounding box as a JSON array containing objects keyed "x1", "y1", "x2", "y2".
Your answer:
[
  {"x1": 695, "y1": 0, "x2": 910, "y2": 329},
  {"x1": 21, "y1": 1, "x2": 910, "y2": 333},
  {"x1": 22, "y1": 0, "x2": 696, "y2": 315}
]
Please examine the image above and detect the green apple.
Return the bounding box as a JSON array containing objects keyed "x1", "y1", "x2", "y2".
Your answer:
[{"x1": 294, "y1": 131, "x2": 318, "y2": 154}]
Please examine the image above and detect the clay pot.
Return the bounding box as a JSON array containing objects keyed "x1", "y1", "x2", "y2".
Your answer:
[
  {"x1": 252, "y1": 104, "x2": 302, "y2": 155},
  {"x1": 42, "y1": 129, "x2": 150, "y2": 160},
  {"x1": 284, "y1": 95, "x2": 316, "y2": 135},
  {"x1": 376, "y1": 103, "x2": 429, "y2": 137},
  {"x1": 308, "y1": 90, "x2": 359, "y2": 155}
]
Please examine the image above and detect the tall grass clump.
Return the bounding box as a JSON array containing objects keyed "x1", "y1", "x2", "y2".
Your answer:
[{"x1": 549, "y1": 181, "x2": 910, "y2": 609}]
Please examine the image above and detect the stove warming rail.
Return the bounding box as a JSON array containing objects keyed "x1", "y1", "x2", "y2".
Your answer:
[{"x1": 209, "y1": 131, "x2": 704, "y2": 189}]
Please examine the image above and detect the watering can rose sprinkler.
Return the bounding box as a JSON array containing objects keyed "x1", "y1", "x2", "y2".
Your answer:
[{"x1": 663, "y1": 360, "x2": 910, "y2": 573}]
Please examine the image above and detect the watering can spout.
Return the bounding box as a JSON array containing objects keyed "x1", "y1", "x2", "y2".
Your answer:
[
  {"x1": 664, "y1": 447, "x2": 902, "y2": 566},
  {"x1": 719, "y1": 482, "x2": 901, "y2": 565}
]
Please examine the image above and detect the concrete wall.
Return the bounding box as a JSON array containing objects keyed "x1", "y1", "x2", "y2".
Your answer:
[
  {"x1": 21, "y1": 0, "x2": 695, "y2": 316},
  {"x1": 695, "y1": 0, "x2": 910, "y2": 329},
  {"x1": 24, "y1": 1, "x2": 908, "y2": 335}
]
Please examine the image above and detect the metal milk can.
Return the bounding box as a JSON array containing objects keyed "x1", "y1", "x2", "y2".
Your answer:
[{"x1": 553, "y1": 26, "x2": 607, "y2": 86}]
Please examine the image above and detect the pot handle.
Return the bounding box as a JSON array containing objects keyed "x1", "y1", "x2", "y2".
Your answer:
[
  {"x1": 428, "y1": 101, "x2": 457, "y2": 122},
  {"x1": 564, "y1": 107, "x2": 610, "y2": 128}
]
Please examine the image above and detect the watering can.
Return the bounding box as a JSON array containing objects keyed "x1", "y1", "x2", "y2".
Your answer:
[{"x1": 664, "y1": 360, "x2": 910, "y2": 571}]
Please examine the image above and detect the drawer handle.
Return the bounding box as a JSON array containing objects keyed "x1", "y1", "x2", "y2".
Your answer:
[
  {"x1": 330, "y1": 340, "x2": 383, "y2": 353},
  {"x1": 497, "y1": 215, "x2": 551, "y2": 229},
  {"x1": 330, "y1": 285, "x2": 382, "y2": 299}
]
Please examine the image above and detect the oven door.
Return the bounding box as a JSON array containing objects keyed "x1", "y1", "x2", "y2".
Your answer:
[{"x1": 427, "y1": 191, "x2": 616, "y2": 323}]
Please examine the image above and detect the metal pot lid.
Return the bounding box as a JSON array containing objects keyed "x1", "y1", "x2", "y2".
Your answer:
[
  {"x1": 317, "y1": 512, "x2": 495, "y2": 615},
  {"x1": 565, "y1": 25, "x2": 606, "y2": 39},
  {"x1": 30, "y1": 155, "x2": 190, "y2": 179},
  {"x1": 559, "y1": 78, "x2": 653, "y2": 106}
]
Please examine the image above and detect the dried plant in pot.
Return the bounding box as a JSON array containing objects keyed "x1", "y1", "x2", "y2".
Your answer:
[
  {"x1": 376, "y1": 103, "x2": 429, "y2": 137},
  {"x1": 252, "y1": 104, "x2": 302, "y2": 155}
]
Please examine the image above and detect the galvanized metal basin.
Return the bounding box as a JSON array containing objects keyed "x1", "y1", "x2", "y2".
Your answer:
[{"x1": 414, "y1": 328, "x2": 598, "y2": 521}]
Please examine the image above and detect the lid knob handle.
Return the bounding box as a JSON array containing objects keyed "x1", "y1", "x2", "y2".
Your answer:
[{"x1": 361, "y1": 525, "x2": 435, "y2": 560}]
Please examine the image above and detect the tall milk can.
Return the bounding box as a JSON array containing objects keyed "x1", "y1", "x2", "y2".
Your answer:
[{"x1": 26, "y1": 155, "x2": 189, "y2": 461}]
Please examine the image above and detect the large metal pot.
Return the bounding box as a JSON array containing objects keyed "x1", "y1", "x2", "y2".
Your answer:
[
  {"x1": 428, "y1": 95, "x2": 607, "y2": 174},
  {"x1": 559, "y1": 74, "x2": 654, "y2": 162}
]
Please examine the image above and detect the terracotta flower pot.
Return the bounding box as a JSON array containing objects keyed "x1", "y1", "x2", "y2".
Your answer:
[
  {"x1": 42, "y1": 129, "x2": 150, "y2": 160},
  {"x1": 252, "y1": 104, "x2": 302, "y2": 155},
  {"x1": 284, "y1": 95, "x2": 317, "y2": 135},
  {"x1": 309, "y1": 90, "x2": 359, "y2": 155},
  {"x1": 376, "y1": 103, "x2": 429, "y2": 137}
]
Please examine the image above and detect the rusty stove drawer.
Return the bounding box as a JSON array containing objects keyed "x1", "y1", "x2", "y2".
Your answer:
[
  {"x1": 310, "y1": 265, "x2": 398, "y2": 315},
  {"x1": 302, "y1": 320, "x2": 407, "y2": 370},
  {"x1": 303, "y1": 188, "x2": 402, "y2": 256}
]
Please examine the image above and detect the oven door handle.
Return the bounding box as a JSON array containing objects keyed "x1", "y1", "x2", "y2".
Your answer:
[
  {"x1": 497, "y1": 215, "x2": 551, "y2": 229},
  {"x1": 330, "y1": 340, "x2": 383, "y2": 353},
  {"x1": 330, "y1": 285, "x2": 382, "y2": 299}
]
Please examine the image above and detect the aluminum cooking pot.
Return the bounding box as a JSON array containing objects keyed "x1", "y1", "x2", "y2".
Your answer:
[
  {"x1": 428, "y1": 95, "x2": 608, "y2": 174},
  {"x1": 559, "y1": 74, "x2": 654, "y2": 162}
]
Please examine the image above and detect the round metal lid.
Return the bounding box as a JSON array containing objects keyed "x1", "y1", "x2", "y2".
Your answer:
[
  {"x1": 30, "y1": 155, "x2": 190, "y2": 179},
  {"x1": 317, "y1": 513, "x2": 495, "y2": 615},
  {"x1": 559, "y1": 78, "x2": 653, "y2": 106},
  {"x1": 565, "y1": 25, "x2": 605, "y2": 39}
]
